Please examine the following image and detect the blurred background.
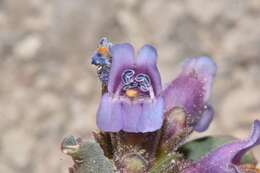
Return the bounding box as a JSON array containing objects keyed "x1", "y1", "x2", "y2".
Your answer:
[{"x1": 0, "y1": 0, "x2": 260, "y2": 172}]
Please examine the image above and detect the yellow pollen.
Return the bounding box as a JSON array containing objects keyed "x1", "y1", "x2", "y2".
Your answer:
[
  {"x1": 97, "y1": 47, "x2": 109, "y2": 56},
  {"x1": 126, "y1": 89, "x2": 139, "y2": 99}
]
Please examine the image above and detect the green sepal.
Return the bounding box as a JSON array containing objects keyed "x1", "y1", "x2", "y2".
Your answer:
[{"x1": 149, "y1": 153, "x2": 181, "y2": 173}]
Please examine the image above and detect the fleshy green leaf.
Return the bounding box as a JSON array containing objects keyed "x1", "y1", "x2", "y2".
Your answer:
[{"x1": 77, "y1": 141, "x2": 115, "y2": 173}]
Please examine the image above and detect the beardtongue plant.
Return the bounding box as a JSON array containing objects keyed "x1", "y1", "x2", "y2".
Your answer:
[{"x1": 61, "y1": 38, "x2": 260, "y2": 173}]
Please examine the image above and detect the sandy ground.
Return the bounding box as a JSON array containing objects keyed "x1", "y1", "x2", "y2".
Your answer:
[{"x1": 0, "y1": 0, "x2": 259, "y2": 172}]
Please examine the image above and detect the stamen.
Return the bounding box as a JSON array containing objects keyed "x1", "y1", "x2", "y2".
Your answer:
[
  {"x1": 123, "y1": 82, "x2": 138, "y2": 91},
  {"x1": 121, "y1": 69, "x2": 135, "y2": 85},
  {"x1": 121, "y1": 69, "x2": 153, "y2": 97},
  {"x1": 126, "y1": 89, "x2": 139, "y2": 99},
  {"x1": 135, "y1": 73, "x2": 151, "y2": 92},
  {"x1": 97, "y1": 47, "x2": 109, "y2": 57}
]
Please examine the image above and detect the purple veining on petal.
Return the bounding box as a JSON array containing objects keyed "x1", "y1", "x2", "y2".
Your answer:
[
  {"x1": 108, "y1": 43, "x2": 135, "y2": 93},
  {"x1": 194, "y1": 105, "x2": 214, "y2": 132},
  {"x1": 136, "y1": 45, "x2": 162, "y2": 95},
  {"x1": 182, "y1": 120, "x2": 260, "y2": 173}
]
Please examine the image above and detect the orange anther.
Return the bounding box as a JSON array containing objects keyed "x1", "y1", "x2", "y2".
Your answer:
[
  {"x1": 126, "y1": 89, "x2": 139, "y2": 99},
  {"x1": 97, "y1": 47, "x2": 109, "y2": 56}
]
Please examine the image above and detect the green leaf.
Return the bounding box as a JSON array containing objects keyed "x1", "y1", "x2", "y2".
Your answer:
[
  {"x1": 178, "y1": 136, "x2": 257, "y2": 165},
  {"x1": 77, "y1": 141, "x2": 115, "y2": 173}
]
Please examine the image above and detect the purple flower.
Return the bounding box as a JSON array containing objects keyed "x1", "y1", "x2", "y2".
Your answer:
[
  {"x1": 96, "y1": 43, "x2": 217, "y2": 133},
  {"x1": 182, "y1": 120, "x2": 260, "y2": 173},
  {"x1": 97, "y1": 44, "x2": 163, "y2": 132},
  {"x1": 162, "y1": 57, "x2": 217, "y2": 132}
]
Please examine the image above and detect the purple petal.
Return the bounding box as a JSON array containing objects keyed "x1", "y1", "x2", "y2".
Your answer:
[
  {"x1": 194, "y1": 105, "x2": 214, "y2": 132},
  {"x1": 163, "y1": 56, "x2": 216, "y2": 113},
  {"x1": 136, "y1": 45, "x2": 162, "y2": 95},
  {"x1": 162, "y1": 57, "x2": 216, "y2": 131},
  {"x1": 96, "y1": 94, "x2": 164, "y2": 133},
  {"x1": 120, "y1": 99, "x2": 142, "y2": 132},
  {"x1": 136, "y1": 96, "x2": 164, "y2": 132},
  {"x1": 163, "y1": 74, "x2": 205, "y2": 115},
  {"x1": 181, "y1": 56, "x2": 217, "y2": 101},
  {"x1": 121, "y1": 96, "x2": 164, "y2": 132},
  {"x1": 96, "y1": 93, "x2": 123, "y2": 132},
  {"x1": 182, "y1": 120, "x2": 260, "y2": 173},
  {"x1": 108, "y1": 43, "x2": 135, "y2": 93}
]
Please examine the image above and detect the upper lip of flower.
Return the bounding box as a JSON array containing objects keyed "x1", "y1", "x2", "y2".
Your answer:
[{"x1": 107, "y1": 43, "x2": 162, "y2": 97}]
